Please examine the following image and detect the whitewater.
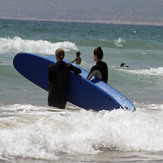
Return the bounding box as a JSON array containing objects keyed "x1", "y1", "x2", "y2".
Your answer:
[
  {"x1": 0, "y1": 36, "x2": 78, "y2": 55},
  {"x1": 0, "y1": 103, "x2": 163, "y2": 161}
]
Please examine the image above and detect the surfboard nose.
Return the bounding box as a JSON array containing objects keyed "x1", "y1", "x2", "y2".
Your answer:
[{"x1": 123, "y1": 106, "x2": 136, "y2": 112}]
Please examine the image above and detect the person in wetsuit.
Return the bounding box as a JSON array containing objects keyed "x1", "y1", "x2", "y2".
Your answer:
[
  {"x1": 87, "y1": 47, "x2": 108, "y2": 83},
  {"x1": 48, "y1": 49, "x2": 81, "y2": 109}
]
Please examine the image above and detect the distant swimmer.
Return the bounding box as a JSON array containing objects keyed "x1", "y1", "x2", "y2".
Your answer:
[
  {"x1": 72, "y1": 51, "x2": 81, "y2": 65},
  {"x1": 48, "y1": 49, "x2": 81, "y2": 109},
  {"x1": 87, "y1": 47, "x2": 108, "y2": 83},
  {"x1": 120, "y1": 62, "x2": 129, "y2": 67},
  {"x1": 0, "y1": 61, "x2": 2, "y2": 64}
]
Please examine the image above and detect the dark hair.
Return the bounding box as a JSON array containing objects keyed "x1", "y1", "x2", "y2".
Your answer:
[
  {"x1": 94, "y1": 47, "x2": 103, "y2": 59},
  {"x1": 55, "y1": 49, "x2": 65, "y2": 60},
  {"x1": 76, "y1": 51, "x2": 81, "y2": 56}
]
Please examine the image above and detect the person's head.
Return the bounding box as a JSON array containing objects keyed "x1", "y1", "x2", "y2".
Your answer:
[
  {"x1": 55, "y1": 49, "x2": 65, "y2": 61},
  {"x1": 76, "y1": 51, "x2": 81, "y2": 57},
  {"x1": 93, "y1": 47, "x2": 103, "y2": 62}
]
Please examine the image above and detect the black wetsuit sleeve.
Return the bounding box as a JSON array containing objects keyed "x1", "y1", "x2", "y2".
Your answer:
[
  {"x1": 69, "y1": 64, "x2": 82, "y2": 74},
  {"x1": 48, "y1": 65, "x2": 53, "y2": 91}
]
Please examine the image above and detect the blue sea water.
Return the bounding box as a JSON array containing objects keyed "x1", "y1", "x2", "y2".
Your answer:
[{"x1": 0, "y1": 19, "x2": 163, "y2": 162}]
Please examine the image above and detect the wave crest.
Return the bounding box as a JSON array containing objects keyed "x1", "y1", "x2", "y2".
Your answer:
[
  {"x1": 0, "y1": 37, "x2": 78, "y2": 54},
  {"x1": 122, "y1": 67, "x2": 163, "y2": 76},
  {"x1": 114, "y1": 38, "x2": 126, "y2": 47}
]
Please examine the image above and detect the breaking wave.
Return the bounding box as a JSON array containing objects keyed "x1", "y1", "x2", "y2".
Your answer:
[
  {"x1": 114, "y1": 37, "x2": 126, "y2": 47},
  {"x1": 0, "y1": 37, "x2": 78, "y2": 55},
  {"x1": 121, "y1": 67, "x2": 163, "y2": 76},
  {"x1": 0, "y1": 104, "x2": 163, "y2": 160}
]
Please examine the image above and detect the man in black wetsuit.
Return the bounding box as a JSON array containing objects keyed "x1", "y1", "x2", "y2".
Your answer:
[
  {"x1": 48, "y1": 49, "x2": 81, "y2": 109},
  {"x1": 87, "y1": 47, "x2": 108, "y2": 83}
]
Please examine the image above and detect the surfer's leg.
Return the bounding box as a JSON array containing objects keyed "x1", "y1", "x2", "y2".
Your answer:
[
  {"x1": 48, "y1": 94, "x2": 58, "y2": 107},
  {"x1": 57, "y1": 100, "x2": 67, "y2": 109}
]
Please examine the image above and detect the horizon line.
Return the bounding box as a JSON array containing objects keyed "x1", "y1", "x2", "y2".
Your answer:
[{"x1": 1, "y1": 17, "x2": 163, "y2": 27}]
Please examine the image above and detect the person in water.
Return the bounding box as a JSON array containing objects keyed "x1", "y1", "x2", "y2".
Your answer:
[
  {"x1": 72, "y1": 51, "x2": 81, "y2": 65},
  {"x1": 87, "y1": 47, "x2": 108, "y2": 83},
  {"x1": 120, "y1": 62, "x2": 129, "y2": 67},
  {"x1": 48, "y1": 49, "x2": 81, "y2": 109}
]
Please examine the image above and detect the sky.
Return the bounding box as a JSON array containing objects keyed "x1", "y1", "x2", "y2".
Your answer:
[{"x1": 0, "y1": 0, "x2": 163, "y2": 25}]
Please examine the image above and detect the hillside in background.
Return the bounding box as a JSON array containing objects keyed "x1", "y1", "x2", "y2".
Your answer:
[{"x1": 0, "y1": 0, "x2": 163, "y2": 25}]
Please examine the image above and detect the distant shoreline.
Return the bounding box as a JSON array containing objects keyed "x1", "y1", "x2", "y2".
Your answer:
[{"x1": 1, "y1": 17, "x2": 163, "y2": 27}]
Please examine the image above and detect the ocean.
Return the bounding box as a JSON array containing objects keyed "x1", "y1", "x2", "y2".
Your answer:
[{"x1": 0, "y1": 19, "x2": 163, "y2": 162}]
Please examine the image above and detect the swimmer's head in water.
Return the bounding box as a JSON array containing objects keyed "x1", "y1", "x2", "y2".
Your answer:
[
  {"x1": 120, "y1": 62, "x2": 129, "y2": 67},
  {"x1": 93, "y1": 47, "x2": 103, "y2": 62},
  {"x1": 55, "y1": 49, "x2": 65, "y2": 61}
]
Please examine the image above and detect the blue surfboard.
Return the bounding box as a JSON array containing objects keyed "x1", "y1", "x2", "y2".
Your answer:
[{"x1": 13, "y1": 52, "x2": 135, "y2": 112}]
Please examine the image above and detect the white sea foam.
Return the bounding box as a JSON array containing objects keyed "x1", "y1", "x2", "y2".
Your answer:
[
  {"x1": 120, "y1": 67, "x2": 163, "y2": 76},
  {"x1": 114, "y1": 38, "x2": 126, "y2": 47},
  {"x1": 128, "y1": 67, "x2": 163, "y2": 76},
  {"x1": 141, "y1": 52, "x2": 147, "y2": 55},
  {"x1": 0, "y1": 37, "x2": 78, "y2": 55},
  {"x1": 0, "y1": 104, "x2": 163, "y2": 160}
]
